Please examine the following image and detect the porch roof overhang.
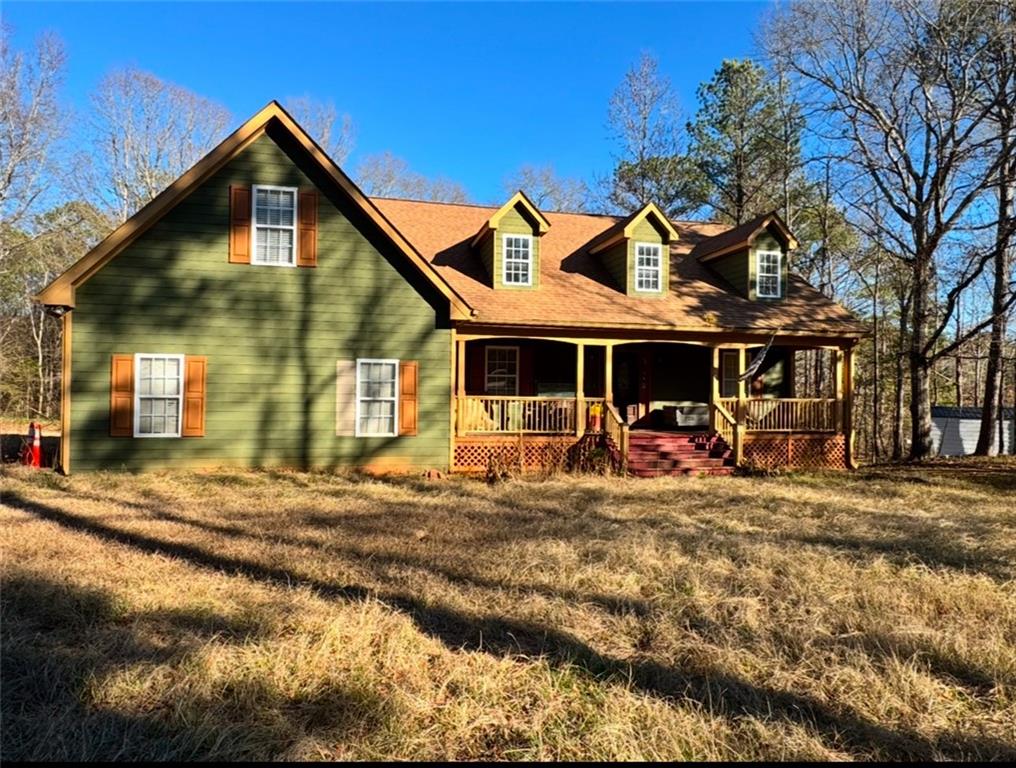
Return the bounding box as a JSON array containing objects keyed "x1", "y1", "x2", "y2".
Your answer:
[{"x1": 453, "y1": 320, "x2": 867, "y2": 348}]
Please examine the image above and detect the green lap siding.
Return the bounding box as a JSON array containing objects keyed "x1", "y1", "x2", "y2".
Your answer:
[
  {"x1": 711, "y1": 249, "x2": 750, "y2": 298},
  {"x1": 599, "y1": 242, "x2": 628, "y2": 291},
  {"x1": 598, "y1": 219, "x2": 667, "y2": 296},
  {"x1": 70, "y1": 132, "x2": 451, "y2": 472},
  {"x1": 710, "y1": 233, "x2": 790, "y2": 301},
  {"x1": 491, "y1": 207, "x2": 540, "y2": 290}
]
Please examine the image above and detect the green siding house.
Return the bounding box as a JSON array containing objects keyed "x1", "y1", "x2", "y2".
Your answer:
[{"x1": 39, "y1": 103, "x2": 866, "y2": 475}]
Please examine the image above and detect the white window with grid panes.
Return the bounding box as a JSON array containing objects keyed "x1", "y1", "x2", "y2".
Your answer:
[
  {"x1": 356, "y1": 359, "x2": 398, "y2": 437},
  {"x1": 635, "y1": 242, "x2": 662, "y2": 292},
  {"x1": 252, "y1": 185, "x2": 297, "y2": 266},
  {"x1": 502, "y1": 234, "x2": 532, "y2": 286},
  {"x1": 485, "y1": 346, "x2": 519, "y2": 395},
  {"x1": 756, "y1": 250, "x2": 781, "y2": 298},
  {"x1": 134, "y1": 354, "x2": 183, "y2": 437}
]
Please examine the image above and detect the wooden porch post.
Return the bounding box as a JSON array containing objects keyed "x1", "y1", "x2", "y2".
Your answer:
[
  {"x1": 834, "y1": 348, "x2": 845, "y2": 433},
  {"x1": 455, "y1": 338, "x2": 466, "y2": 436},
  {"x1": 710, "y1": 346, "x2": 720, "y2": 433},
  {"x1": 843, "y1": 345, "x2": 856, "y2": 468},
  {"x1": 604, "y1": 344, "x2": 613, "y2": 405},
  {"x1": 576, "y1": 342, "x2": 585, "y2": 437},
  {"x1": 734, "y1": 346, "x2": 746, "y2": 465}
]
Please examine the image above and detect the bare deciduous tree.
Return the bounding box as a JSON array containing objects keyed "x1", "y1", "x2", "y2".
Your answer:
[
  {"x1": 502, "y1": 164, "x2": 590, "y2": 212},
  {"x1": 355, "y1": 151, "x2": 468, "y2": 203},
  {"x1": 0, "y1": 25, "x2": 70, "y2": 419},
  {"x1": 0, "y1": 24, "x2": 66, "y2": 230},
  {"x1": 605, "y1": 52, "x2": 701, "y2": 218},
  {"x1": 766, "y1": 0, "x2": 1016, "y2": 459},
  {"x1": 284, "y1": 95, "x2": 355, "y2": 165},
  {"x1": 975, "y1": 0, "x2": 1016, "y2": 455},
  {"x1": 83, "y1": 66, "x2": 232, "y2": 222},
  {"x1": 1, "y1": 201, "x2": 108, "y2": 419}
]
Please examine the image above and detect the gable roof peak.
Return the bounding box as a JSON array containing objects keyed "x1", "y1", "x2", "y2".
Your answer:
[
  {"x1": 623, "y1": 202, "x2": 679, "y2": 241},
  {"x1": 587, "y1": 201, "x2": 680, "y2": 255},
  {"x1": 469, "y1": 190, "x2": 551, "y2": 247},
  {"x1": 694, "y1": 210, "x2": 799, "y2": 263},
  {"x1": 36, "y1": 100, "x2": 473, "y2": 319}
]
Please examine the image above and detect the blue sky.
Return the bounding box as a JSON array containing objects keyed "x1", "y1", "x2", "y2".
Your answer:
[{"x1": 6, "y1": 1, "x2": 768, "y2": 203}]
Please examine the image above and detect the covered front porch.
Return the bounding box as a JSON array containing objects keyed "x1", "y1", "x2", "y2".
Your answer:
[{"x1": 451, "y1": 331, "x2": 857, "y2": 473}]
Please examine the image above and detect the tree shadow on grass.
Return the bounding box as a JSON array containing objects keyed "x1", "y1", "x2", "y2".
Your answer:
[
  {"x1": 860, "y1": 462, "x2": 1016, "y2": 495},
  {"x1": 0, "y1": 571, "x2": 391, "y2": 761},
  {"x1": 814, "y1": 630, "x2": 1013, "y2": 697},
  {"x1": 335, "y1": 471, "x2": 1015, "y2": 582},
  {"x1": 6, "y1": 491, "x2": 1015, "y2": 761}
]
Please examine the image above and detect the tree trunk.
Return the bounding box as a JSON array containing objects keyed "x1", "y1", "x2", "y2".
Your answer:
[
  {"x1": 954, "y1": 300, "x2": 963, "y2": 406},
  {"x1": 976, "y1": 323, "x2": 1006, "y2": 456},
  {"x1": 910, "y1": 357, "x2": 933, "y2": 460},
  {"x1": 30, "y1": 307, "x2": 47, "y2": 418},
  {"x1": 998, "y1": 363, "x2": 1006, "y2": 453},
  {"x1": 871, "y1": 260, "x2": 881, "y2": 461},
  {"x1": 910, "y1": 254, "x2": 934, "y2": 459},
  {"x1": 892, "y1": 303, "x2": 908, "y2": 461},
  {"x1": 975, "y1": 109, "x2": 1014, "y2": 454}
]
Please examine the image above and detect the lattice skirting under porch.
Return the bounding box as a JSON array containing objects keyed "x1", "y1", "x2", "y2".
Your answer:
[
  {"x1": 742, "y1": 433, "x2": 847, "y2": 470},
  {"x1": 454, "y1": 433, "x2": 848, "y2": 474},
  {"x1": 453, "y1": 435, "x2": 605, "y2": 474}
]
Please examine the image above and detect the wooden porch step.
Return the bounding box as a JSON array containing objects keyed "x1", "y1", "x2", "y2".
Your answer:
[
  {"x1": 628, "y1": 446, "x2": 732, "y2": 459},
  {"x1": 629, "y1": 456, "x2": 733, "y2": 466},
  {"x1": 625, "y1": 430, "x2": 734, "y2": 477},
  {"x1": 629, "y1": 465, "x2": 735, "y2": 478}
]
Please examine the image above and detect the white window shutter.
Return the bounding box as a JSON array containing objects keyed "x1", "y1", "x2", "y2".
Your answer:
[{"x1": 336, "y1": 360, "x2": 356, "y2": 436}]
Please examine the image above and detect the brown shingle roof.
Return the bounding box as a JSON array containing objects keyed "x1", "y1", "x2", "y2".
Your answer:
[
  {"x1": 372, "y1": 197, "x2": 865, "y2": 337},
  {"x1": 693, "y1": 210, "x2": 797, "y2": 261}
]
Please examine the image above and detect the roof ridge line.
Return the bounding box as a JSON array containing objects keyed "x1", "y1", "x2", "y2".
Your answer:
[{"x1": 370, "y1": 196, "x2": 734, "y2": 227}]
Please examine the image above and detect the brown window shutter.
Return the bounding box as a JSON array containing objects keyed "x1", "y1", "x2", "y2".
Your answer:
[
  {"x1": 399, "y1": 360, "x2": 418, "y2": 436},
  {"x1": 182, "y1": 356, "x2": 207, "y2": 437},
  {"x1": 229, "y1": 185, "x2": 251, "y2": 264},
  {"x1": 336, "y1": 360, "x2": 356, "y2": 436},
  {"x1": 110, "y1": 354, "x2": 134, "y2": 437},
  {"x1": 297, "y1": 189, "x2": 318, "y2": 267}
]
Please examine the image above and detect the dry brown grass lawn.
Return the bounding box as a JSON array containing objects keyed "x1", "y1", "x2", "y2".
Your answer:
[{"x1": 2, "y1": 461, "x2": 1015, "y2": 760}]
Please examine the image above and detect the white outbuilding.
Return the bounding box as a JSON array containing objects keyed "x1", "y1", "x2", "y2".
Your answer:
[{"x1": 930, "y1": 406, "x2": 1015, "y2": 456}]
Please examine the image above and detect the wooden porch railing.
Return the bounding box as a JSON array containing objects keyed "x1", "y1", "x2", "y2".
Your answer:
[
  {"x1": 715, "y1": 398, "x2": 737, "y2": 446},
  {"x1": 459, "y1": 396, "x2": 841, "y2": 436},
  {"x1": 457, "y1": 396, "x2": 607, "y2": 435},
  {"x1": 745, "y1": 398, "x2": 839, "y2": 432},
  {"x1": 716, "y1": 397, "x2": 838, "y2": 434},
  {"x1": 715, "y1": 396, "x2": 838, "y2": 465},
  {"x1": 604, "y1": 402, "x2": 629, "y2": 468}
]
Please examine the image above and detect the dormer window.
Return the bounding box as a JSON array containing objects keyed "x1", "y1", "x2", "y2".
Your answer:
[
  {"x1": 471, "y1": 192, "x2": 548, "y2": 289},
  {"x1": 756, "y1": 249, "x2": 781, "y2": 298},
  {"x1": 635, "y1": 243, "x2": 662, "y2": 292},
  {"x1": 588, "y1": 203, "x2": 678, "y2": 297},
  {"x1": 502, "y1": 234, "x2": 533, "y2": 286},
  {"x1": 252, "y1": 185, "x2": 298, "y2": 266},
  {"x1": 694, "y1": 212, "x2": 795, "y2": 301}
]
